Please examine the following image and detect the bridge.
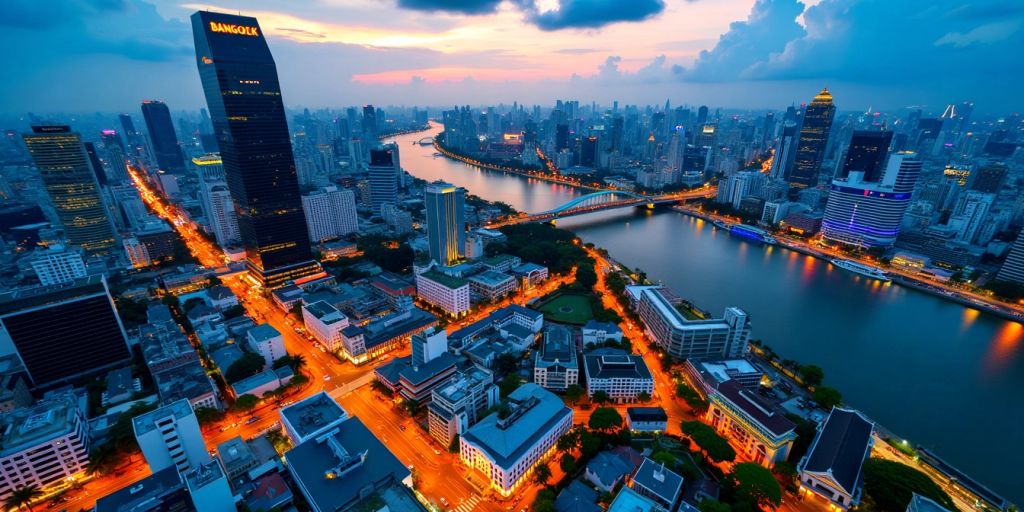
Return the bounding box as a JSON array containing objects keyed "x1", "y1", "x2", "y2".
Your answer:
[{"x1": 488, "y1": 187, "x2": 715, "y2": 227}]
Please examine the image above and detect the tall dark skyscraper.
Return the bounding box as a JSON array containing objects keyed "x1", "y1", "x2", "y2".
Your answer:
[
  {"x1": 118, "y1": 113, "x2": 138, "y2": 139},
  {"x1": 191, "y1": 11, "x2": 319, "y2": 288},
  {"x1": 83, "y1": 142, "x2": 107, "y2": 187},
  {"x1": 581, "y1": 136, "x2": 598, "y2": 167},
  {"x1": 368, "y1": 148, "x2": 398, "y2": 214},
  {"x1": 789, "y1": 88, "x2": 836, "y2": 189},
  {"x1": 696, "y1": 105, "x2": 709, "y2": 127},
  {"x1": 840, "y1": 130, "x2": 892, "y2": 182},
  {"x1": 555, "y1": 124, "x2": 569, "y2": 151},
  {"x1": 362, "y1": 105, "x2": 378, "y2": 141},
  {"x1": 969, "y1": 163, "x2": 1007, "y2": 194},
  {"x1": 141, "y1": 100, "x2": 185, "y2": 173},
  {"x1": 22, "y1": 125, "x2": 116, "y2": 255}
]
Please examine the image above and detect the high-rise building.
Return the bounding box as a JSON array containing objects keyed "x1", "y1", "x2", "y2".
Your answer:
[
  {"x1": 969, "y1": 163, "x2": 1007, "y2": 194},
  {"x1": 301, "y1": 186, "x2": 358, "y2": 243},
  {"x1": 199, "y1": 180, "x2": 240, "y2": 248},
  {"x1": 770, "y1": 124, "x2": 799, "y2": 180},
  {"x1": 100, "y1": 129, "x2": 130, "y2": 182},
  {"x1": 141, "y1": 100, "x2": 185, "y2": 173},
  {"x1": 822, "y1": 151, "x2": 921, "y2": 249},
  {"x1": 840, "y1": 130, "x2": 892, "y2": 181},
  {"x1": 23, "y1": 125, "x2": 117, "y2": 255},
  {"x1": 30, "y1": 244, "x2": 87, "y2": 286},
  {"x1": 790, "y1": 88, "x2": 836, "y2": 189},
  {"x1": 948, "y1": 190, "x2": 995, "y2": 244},
  {"x1": 192, "y1": 12, "x2": 320, "y2": 288},
  {"x1": 411, "y1": 327, "x2": 448, "y2": 366},
  {"x1": 996, "y1": 234, "x2": 1024, "y2": 284},
  {"x1": 133, "y1": 399, "x2": 209, "y2": 474},
  {"x1": 0, "y1": 394, "x2": 90, "y2": 503},
  {"x1": 0, "y1": 275, "x2": 131, "y2": 387},
  {"x1": 425, "y1": 181, "x2": 465, "y2": 265},
  {"x1": 362, "y1": 104, "x2": 378, "y2": 141},
  {"x1": 368, "y1": 147, "x2": 398, "y2": 214}
]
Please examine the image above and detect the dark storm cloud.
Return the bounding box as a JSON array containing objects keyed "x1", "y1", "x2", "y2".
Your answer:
[{"x1": 524, "y1": 0, "x2": 666, "y2": 31}]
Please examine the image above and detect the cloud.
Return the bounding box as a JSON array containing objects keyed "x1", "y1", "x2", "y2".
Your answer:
[
  {"x1": 934, "y1": 20, "x2": 1021, "y2": 47},
  {"x1": 523, "y1": 0, "x2": 666, "y2": 31},
  {"x1": 394, "y1": 0, "x2": 503, "y2": 15},
  {"x1": 682, "y1": 0, "x2": 805, "y2": 81}
]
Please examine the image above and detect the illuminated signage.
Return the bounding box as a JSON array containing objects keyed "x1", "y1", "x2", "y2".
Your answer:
[{"x1": 209, "y1": 21, "x2": 259, "y2": 36}]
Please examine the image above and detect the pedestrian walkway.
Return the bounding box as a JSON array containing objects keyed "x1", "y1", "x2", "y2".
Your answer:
[{"x1": 452, "y1": 494, "x2": 481, "y2": 512}]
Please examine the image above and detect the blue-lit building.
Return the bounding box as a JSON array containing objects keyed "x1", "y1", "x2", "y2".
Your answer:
[
  {"x1": 425, "y1": 181, "x2": 465, "y2": 265},
  {"x1": 191, "y1": 11, "x2": 320, "y2": 288},
  {"x1": 822, "y1": 151, "x2": 922, "y2": 249},
  {"x1": 140, "y1": 100, "x2": 185, "y2": 173}
]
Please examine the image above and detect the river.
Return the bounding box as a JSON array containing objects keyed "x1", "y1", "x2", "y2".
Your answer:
[{"x1": 390, "y1": 126, "x2": 1024, "y2": 503}]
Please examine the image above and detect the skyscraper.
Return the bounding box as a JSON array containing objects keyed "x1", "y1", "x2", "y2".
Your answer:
[
  {"x1": 425, "y1": 181, "x2": 466, "y2": 265},
  {"x1": 301, "y1": 186, "x2": 358, "y2": 243},
  {"x1": 822, "y1": 151, "x2": 921, "y2": 249},
  {"x1": 790, "y1": 88, "x2": 836, "y2": 189},
  {"x1": 840, "y1": 130, "x2": 892, "y2": 181},
  {"x1": 192, "y1": 11, "x2": 320, "y2": 288},
  {"x1": 199, "y1": 180, "x2": 240, "y2": 248},
  {"x1": 969, "y1": 163, "x2": 1007, "y2": 194},
  {"x1": 368, "y1": 148, "x2": 398, "y2": 214},
  {"x1": 770, "y1": 124, "x2": 799, "y2": 180},
  {"x1": 362, "y1": 104, "x2": 378, "y2": 141},
  {"x1": 141, "y1": 100, "x2": 185, "y2": 173},
  {"x1": 997, "y1": 234, "x2": 1024, "y2": 285},
  {"x1": 23, "y1": 125, "x2": 116, "y2": 255}
]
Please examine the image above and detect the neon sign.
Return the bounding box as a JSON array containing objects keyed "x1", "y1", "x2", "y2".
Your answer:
[{"x1": 209, "y1": 22, "x2": 259, "y2": 36}]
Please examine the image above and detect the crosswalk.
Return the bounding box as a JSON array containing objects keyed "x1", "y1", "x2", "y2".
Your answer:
[{"x1": 450, "y1": 494, "x2": 481, "y2": 512}]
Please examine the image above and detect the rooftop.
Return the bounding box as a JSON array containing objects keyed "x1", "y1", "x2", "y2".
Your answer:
[
  {"x1": 286, "y1": 417, "x2": 411, "y2": 512},
  {"x1": 132, "y1": 399, "x2": 193, "y2": 436},
  {"x1": 627, "y1": 407, "x2": 668, "y2": 422},
  {"x1": 304, "y1": 300, "x2": 347, "y2": 324},
  {"x1": 247, "y1": 323, "x2": 281, "y2": 342},
  {"x1": 399, "y1": 352, "x2": 459, "y2": 387},
  {"x1": 232, "y1": 369, "x2": 281, "y2": 396},
  {"x1": 699, "y1": 359, "x2": 762, "y2": 383},
  {"x1": 280, "y1": 391, "x2": 348, "y2": 441},
  {"x1": 153, "y1": 359, "x2": 214, "y2": 404},
  {"x1": 584, "y1": 352, "x2": 652, "y2": 381},
  {"x1": 583, "y1": 320, "x2": 622, "y2": 333},
  {"x1": 461, "y1": 383, "x2": 572, "y2": 469},
  {"x1": 216, "y1": 436, "x2": 255, "y2": 473},
  {"x1": 607, "y1": 487, "x2": 662, "y2": 512},
  {"x1": 587, "y1": 450, "x2": 635, "y2": 486},
  {"x1": 94, "y1": 466, "x2": 189, "y2": 512},
  {"x1": 714, "y1": 380, "x2": 796, "y2": 437},
  {"x1": 539, "y1": 325, "x2": 576, "y2": 363},
  {"x1": 632, "y1": 458, "x2": 684, "y2": 505},
  {"x1": 469, "y1": 269, "x2": 516, "y2": 287},
  {"x1": 555, "y1": 480, "x2": 601, "y2": 512},
  {"x1": 908, "y1": 493, "x2": 954, "y2": 512},
  {"x1": 420, "y1": 269, "x2": 468, "y2": 290},
  {"x1": 0, "y1": 274, "x2": 107, "y2": 316},
  {"x1": 184, "y1": 459, "x2": 226, "y2": 490},
  {"x1": 0, "y1": 393, "x2": 80, "y2": 456},
  {"x1": 801, "y1": 407, "x2": 874, "y2": 494}
]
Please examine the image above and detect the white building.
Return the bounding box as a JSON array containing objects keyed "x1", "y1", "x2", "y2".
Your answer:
[
  {"x1": 301, "y1": 186, "x2": 358, "y2": 243},
  {"x1": 635, "y1": 287, "x2": 750, "y2": 360},
  {"x1": 30, "y1": 244, "x2": 87, "y2": 285},
  {"x1": 533, "y1": 325, "x2": 578, "y2": 391},
  {"x1": 468, "y1": 270, "x2": 518, "y2": 302},
  {"x1": 123, "y1": 236, "x2": 152, "y2": 267},
  {"x1": 415, "y1": 269, "x2": 471, "y2": 317},
  {"x1": 411, "y1": 327, "x2": 448, "y2": 366},
  {"x1": 583, "y1": 352, "x2": 654, "y2": 403},
  {"x1": 184, "y1": 460, "x2": 235, "y2": 512},
  {"x1": 798, "y1": 408, "x2": 874, "y2": 511},
  {"x1": 132, "y1": 399, "x2": 209, "y2": 474},
  {"x1": 948, "y1": 190, "x2": 995, "y2": 244},
  {"x1": 459, "y1": 384, "x2": 573, "y2": 496},
  {"x1": 0, "y1": 394, "x2": 90, "y2": 502},
  {"x1": 279, "y1": 391, "x2": 349, "y2": 445},
  {"x1": 199, "y1": 180, "x2": 240, "y2": 248},
  {"x1": 302, "y1": 300, "x2": 350, "y2": 353},
  {"x1": 428, "y1": 366, "x2": 499, "y2": 446},
  {"x1": 247, "y1": 323, "x2": 285, "y2": 367}
]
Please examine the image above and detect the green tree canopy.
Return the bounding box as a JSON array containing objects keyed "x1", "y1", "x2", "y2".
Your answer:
[
  {"x1": 862, "y1": 459, "x2": 955, "y2": 512},
  {"x1": 560, "y1": 452, "x2": 577, "y2": 474},
  {"x1": 798, "y1": 364, "x2": 825, "y2": 387},
  {"x1": 588, "y1": 407, "x2": 624, "y2": 431},
  {"x1": 575, "y1": 264, "x2": 598, "y2": 290},
  {"x1": 591, "y1": 390, "x2": 611, "y2": 404},
  {"x1": 225, "y1": 352, "x2": 266, "y2": 383},
  {"x1": 233, "y1": 394, "x2": 259, "y2": 413},
  {"x1": 564, "y1": 384, "x2": 584, "y2": 405},
  {"x1": 728, "y1": 463, "x2": 782, "y2": 509},
  {"x1": 533, "y1": 461, "x2": 552, "y2": 485},
  {"x1": 681, "y1": 421, "x2": 736, "y2": 463},
  {"x1": 812, "y1": 386, "x2": 843, "y2": 410}
]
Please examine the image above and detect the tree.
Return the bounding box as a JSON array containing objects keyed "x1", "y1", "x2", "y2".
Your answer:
[
  {"x1": 591, "y1": 390, "x2": 611, "y2": 405},
  {"x1": 636, "y1": 391, "x2": 651, "y2": 403},
  {"x1": 195, "y1": 406, "x2": 225, "y2": 426},
  {"x1": 580, "y1": 431, "x2": 603, "y2": 459},
  {"x1": 449, "y1": 435, "x2": 460, "y2": 453},
  {"x1": 183, "y1": 297, "x2": 206, "y2": 312},
  {"x1": 588, "y1": 407, "x2": 623, "y2": 431},
  {"x1": 698, "y1": 500, "x2": 732, "y2": 512},
  {"x1": 564, "y1": 384, "x2": 584, "y2": 405},
  {"x1": 862, "y1": 459, "x2": 955, "y2": 512},
  {"x1": 557, "y1": 430, "x2": 582, "y2": 452},
  {"x1": 560, "y1": 453, "x2": 577, "y2": 474},
  {"x1": 5, "y1": 484, "x2": 42, "y2": 511},
  {"x1": 798, "y1": 364, "x2": 825, "y2": 387},
  {"x1": 533, "y1": 462, "x2": 552, "y2": 485},
  {"x1": 495, "y1": 353, "x2": 519, "y2": 375},
  {"x1": 681, "y1": 421, "x2": 736, "y2": 463},
  {"x1": 233, "y1": 394, "x2": 259, "y2": 413},
  {"x1": 728, "y1": 463, "x2": 782, "y2": 510},
  {"x1": 401, "y1": 398, "x2": 421, "y2": 416},
  {"x1": 371, "y1": 379, "x2": 394, "y2": 396},
  {"x1": 225, "y1": 353, "x2": 266, "y2": 383},
  {"x1": 288, "y1": 353, "x2": 306, "y2": 373},
  {"x1": 675, "y1": 383, "x2": 710, "y2": 414},
  {"x1": 499, "y1": 374, "x2": 523, "y2": 398},
  {"x1": 86, "y1": 445, "x2": 118, "y2": 476},
  {"x1": 575, "y1": 264, "x2": 598, "y2": 290},
  {"x1": 532, "y1": 488, "x2": 557, "y2": 512},
  {"x1": 222, "y1": 304, "x2": 246, "y2": 319},
  {"x1": 812, "y1": 386, "x2": 843, "y2": 409}
]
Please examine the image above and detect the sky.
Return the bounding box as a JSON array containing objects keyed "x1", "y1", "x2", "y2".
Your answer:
[{"x1": 1, "y1": 0, "x2": 1022, "y2": 115}]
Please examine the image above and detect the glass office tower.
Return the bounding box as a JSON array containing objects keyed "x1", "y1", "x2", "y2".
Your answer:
[{"x1": 191, "y1": 11, "x2": 320, "y2": 288}]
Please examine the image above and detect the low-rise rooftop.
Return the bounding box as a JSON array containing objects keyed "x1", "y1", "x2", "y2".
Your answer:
[
  {"x1": 461, "y1": 383, "x2": 572, "y2": 469},
  {"x1": 280, "y1": 391, "x2": 348, "y2": 442},
  {"x1": 132, "y1": 399, "x2": 193, "y2": 436},
  {"x1": 0, "y1": 393, "x2": 80, "y2": 456}
]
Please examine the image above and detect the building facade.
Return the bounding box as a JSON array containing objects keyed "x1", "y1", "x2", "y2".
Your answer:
[
  {"x1": 425, "y1": 181, "x2": 466, "y2": 265},
  {"x1": 706, "y1": 380, "x2": 797, "y2": 467},
  {"x1": 583, "y1": 352, "x2": 654, "y2": 403},
  {"x1": 635, "y1": 287, "x2": 750, "y2": 360},
  {"x1": 133, "y1": 399, "x2": 209, "y2": 474},
  {"x1": 301, "y1": 186, "x2": 358, "y2": 243},
  {"x1": 415, "y1": 270, "x2": 471, "y2": 317}
]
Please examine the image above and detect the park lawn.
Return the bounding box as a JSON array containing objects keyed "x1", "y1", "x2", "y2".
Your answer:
[{"x1": 537, "y1": 293, "x2": 594, "y2": 325}]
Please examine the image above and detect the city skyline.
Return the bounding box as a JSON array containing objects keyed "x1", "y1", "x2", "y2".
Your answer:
[{"x1": 2, "y1": 0, "x2": 1022, "y2": 113}]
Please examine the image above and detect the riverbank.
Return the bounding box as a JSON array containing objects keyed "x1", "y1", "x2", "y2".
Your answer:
[
  {"x1": 672, "y1": 205, "x2": 1024, "y2": 325},
  {"x1": 432, "y1": 137, "x2": 606, "y2": 191}
]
